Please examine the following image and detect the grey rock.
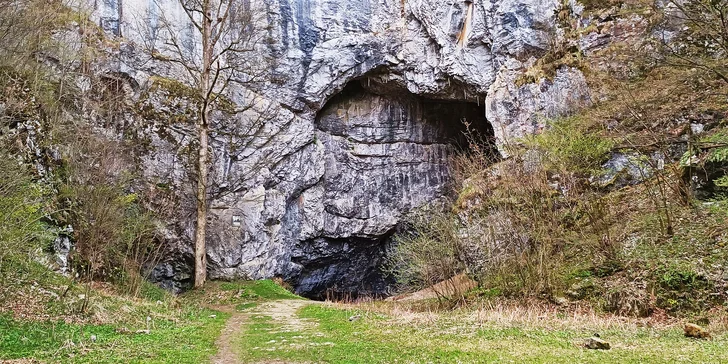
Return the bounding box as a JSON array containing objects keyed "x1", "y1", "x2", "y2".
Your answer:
[
  {"x1": 52, "y1": 226, "x2": 74, "y2": 275},
  {"x1": 65, "y1": 0, "x2": 595, "y2": 296},
  {"x1": 691, "y1": 123, "x2": 705, "y2": 135},
  {"x1": 584, "y1": 337, "x2": 611, "y2": 350},
  {"x1": 596, "y1": 152, "x2": 654, "y2": 189},
  {"x1": 486, "y1": 66, "x2": 592, "y2": 156}
]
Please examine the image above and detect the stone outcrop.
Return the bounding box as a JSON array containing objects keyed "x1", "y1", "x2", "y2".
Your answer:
[{"x1": 74, "y1": 0, "x2": 597, "y2": 296}]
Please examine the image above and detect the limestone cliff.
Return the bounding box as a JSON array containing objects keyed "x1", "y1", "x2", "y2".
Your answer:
[{"x1": 73, "y1": 0, "x2": 597, "y2": 296}]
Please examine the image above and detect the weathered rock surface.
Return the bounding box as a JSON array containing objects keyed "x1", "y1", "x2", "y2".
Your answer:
[
  {"x1": 71, "y1": 0, "x2": 599, "y2": 296},
  {"x1": 596, "y1": 152, "x2": 655, "y2": 189},
  {"x1": 584, "y1": 337, "x2": 611, "y2": 350},
  {"x1": 486, "y1": 66, "x2": 591, "y2": 153}
]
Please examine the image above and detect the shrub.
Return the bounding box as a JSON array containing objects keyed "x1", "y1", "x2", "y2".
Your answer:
[
  {"x1": 0, "y1": 146, "x2": 59, "y2": 308},
  {"x1": 56, "y1": 130, "x2": 162, "y2": 296},
  {"x1": 524, "y1": 116, "x2": 613, "y2": 176},
  {"x1": 0, "y1": 148, "x2": 53, "y2": 267},
  {"x1": 654, "y1": 0, "x2": 728, "y2": 86},
  {"x1": 385, "y1": 210, "x2": 467, "y2": 293},
  {"x1": 389, "y1": 116, "x2": 620, "y2": 299}
]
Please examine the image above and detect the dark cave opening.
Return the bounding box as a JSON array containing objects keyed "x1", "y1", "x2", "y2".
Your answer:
[
  {"x1": 318, "y1": 80, "x2": 496, "y2": 151},
  {"x1": 292, "y1": 78, "x2": 498, "y2": 301},
  {"x1": 291, "y1": 233, "x2": 396, "y2": 301}
]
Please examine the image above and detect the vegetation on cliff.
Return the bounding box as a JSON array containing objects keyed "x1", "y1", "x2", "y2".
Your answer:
[{"x1": 388, "y1": 0, "x2": 728, "y2": 320}]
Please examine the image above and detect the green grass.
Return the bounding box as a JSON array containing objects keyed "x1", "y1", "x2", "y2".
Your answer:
[
  {"x1": 1, "y1": 274, "x2": 299, "y2": 362},
  {"x1": 237, "y1": 304, "x2": 728, "y2": 364},
  {"x1": 181, "y1": 279, "x2": 301, "y2": 307},
  {"x1": 0, "y1": 308, "x2": 228, "y2": 363},
  {"x1": 219, "y1": 279, "x2": 300, "y2": 300},
  {"x1": 235, "y1": 302, "x2": 258, "y2": 311}
]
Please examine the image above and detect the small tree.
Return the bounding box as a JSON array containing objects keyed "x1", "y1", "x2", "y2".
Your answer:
[
  {"x1": 658, "y1": 0, "x2": 728, "y2": 85},
  {"x1": 138, "y1": 0, "x2": 270, "y2": 287}
]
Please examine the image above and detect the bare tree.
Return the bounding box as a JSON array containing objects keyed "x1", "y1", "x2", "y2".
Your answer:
[
  {"x1": 657, "y1": 0, "x2": 728, "y2": 85},
  {"x1": 137, "y1": 0, "x2": 271, "y2": 287}
]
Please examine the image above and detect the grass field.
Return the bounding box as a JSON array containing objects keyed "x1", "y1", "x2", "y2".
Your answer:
[
  {"x1": 0, "y1": 309, "x2": 227, "y2": 363},
  {"x1": 236, "y1": 301, "x2": 727, "y2": 364},
  {"x1": 0, "y1": 280, "x2": 292, "y2": 363},
  {"x1": 2, "y1": 278, "x2": 726, "y2": 363}
]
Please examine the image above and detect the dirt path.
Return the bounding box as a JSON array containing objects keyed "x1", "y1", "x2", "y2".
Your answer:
[
  {"x1": 258, "y1": 300, "x2": 317, "y2": 333},
  {"x1": 209, "y1": 300, "x2": 317, "y2": 364},
  {"x1": 209, "y1": 305, "x2": 244, "y2": 364}
]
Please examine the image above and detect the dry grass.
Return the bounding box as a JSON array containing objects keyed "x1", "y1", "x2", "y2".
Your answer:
[
  {"x1": 235, "y1": 297, "x2": 728, "y2": 363},
  {"x1": 333, "y1": 297, "x2": 728, "y2": 337},
  {"x1": 0, "y1": 276, "x2": 181, "y2": 328},
  {"x1": 388, "y1": 274, "x2": 477, "y2": 302}
]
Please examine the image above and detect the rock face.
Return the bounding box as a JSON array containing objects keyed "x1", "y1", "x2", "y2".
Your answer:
[
  {"x1": 294, "y1": 81, "x2": 490, "y2": 297},
  {"x1": 76, "y1": 0, "x2": 593, "y2": 296}
]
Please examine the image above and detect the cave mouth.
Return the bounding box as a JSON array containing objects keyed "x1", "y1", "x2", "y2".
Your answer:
[
  {"x1": 320, "y1": 80, "x2": 496, "y2": 152},
  {"x1": 291, "y1": 78, "x2": 497, "y2": 301},
  {"x1": 291, "y1": 234, "x2": 396, "y2": 301}
]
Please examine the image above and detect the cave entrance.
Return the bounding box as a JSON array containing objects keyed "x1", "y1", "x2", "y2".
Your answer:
[
  {"x1": 291, "y1": 78, "x2": 497, "y2": 300},
  {"x1": 317, "y1": 80, "x2": 495, "y2": 152}
]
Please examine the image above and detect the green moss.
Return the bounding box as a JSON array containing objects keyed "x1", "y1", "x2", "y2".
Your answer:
[
  {"x1": 580, "y1": 0, "x2": 623, "y2": 11},
  {"x1": 135, "y1": 77, "x2": 198, "y2": 127},
  {"x1": 212, "y1": 93, "x2": 237, "y2": 114},
  {"x1": 136, "y1": 76, "x2": 237, "y2": 126},
  {"x1": 148, "y1": 76, "x2": 200, "y2": 101}
]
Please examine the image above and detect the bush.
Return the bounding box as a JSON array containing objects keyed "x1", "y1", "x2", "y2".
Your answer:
[
  {"x1": 524, "y1": 116, "x2": 613, "y2": 176},
  {"x1": 0, "y1": 148, "x2": 54, "y2": 275},
  {"x1": 0, "y1": 155, "x2": 48, "y2": 253},
  {"x1": 385, "y1": 210, "x2": 466, "y2": 293},
  {"x1": 0, "y1": 9, "x2": 164, "y2": 297},
  {"x1": 681, "y1": 130, "x2": 728, "y2": 198},
  {"x1": 55, "y1": 130, "x2": 162, "y2": 296},
  {"x1": 388, "y1": 117, "x2": 620, "y2": 299}
]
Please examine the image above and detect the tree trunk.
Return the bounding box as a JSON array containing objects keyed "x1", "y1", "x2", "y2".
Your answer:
[
  {"x1": 194, "y1": 122, "x2": 208, "y2": 288},
  {"x1": 194, "y1": 0, "x2": 213, "y2": 288}
]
